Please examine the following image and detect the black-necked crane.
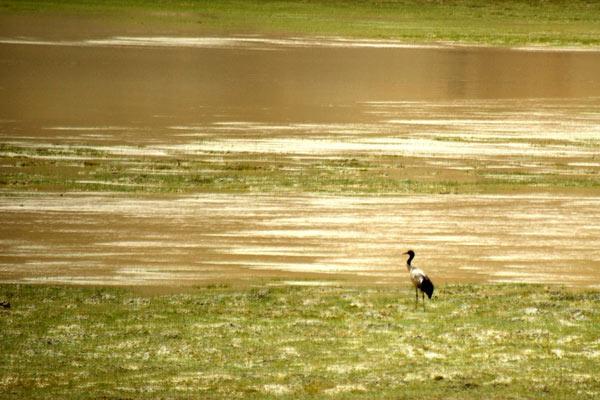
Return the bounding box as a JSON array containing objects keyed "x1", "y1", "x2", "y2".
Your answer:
[{"x1": 403, "y1": 250, "x2": 434, "y2": 309}]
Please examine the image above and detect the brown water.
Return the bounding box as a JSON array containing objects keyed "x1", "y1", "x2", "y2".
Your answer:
[
  {"x1": 1, "y1": 193, "x2": 600, "y2": 288},
  {"x1": 2, "y1": 36, "x2": 600, "y2": 133},
  {"x1": 1, "y1": 20, "x2": 600, "y2": 287}
]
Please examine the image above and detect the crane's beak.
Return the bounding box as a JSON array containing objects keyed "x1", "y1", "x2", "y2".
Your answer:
[{"x1": 402, "y1": 251, "x2": 409, "y2": 255}]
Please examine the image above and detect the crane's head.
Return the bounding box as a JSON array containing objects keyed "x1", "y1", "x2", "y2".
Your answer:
[{"x1": 403, "y1": 250, "x2": 415, "y2": 266}]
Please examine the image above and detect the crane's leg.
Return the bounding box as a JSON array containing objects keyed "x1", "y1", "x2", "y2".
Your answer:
[
  {"x1": 422, "y1": 291, "x2": 425, "y2": 311},
  {"x1": 415, "y1": 287, "x2": 418, "y2": 310}
]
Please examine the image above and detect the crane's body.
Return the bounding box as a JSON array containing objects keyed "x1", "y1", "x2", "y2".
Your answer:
[{"x1": 403, "y1": 250, "x2": 434, "y2": 309}]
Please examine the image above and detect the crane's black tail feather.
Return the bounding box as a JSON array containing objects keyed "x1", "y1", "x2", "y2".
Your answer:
[{"x1": 421, "y1": 277, "x2": 434, "y2": 299}]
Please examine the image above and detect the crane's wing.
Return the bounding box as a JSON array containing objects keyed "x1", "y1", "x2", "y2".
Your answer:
[{"x1": 420, "y1": 275, "x2": 434, "y2": 299}]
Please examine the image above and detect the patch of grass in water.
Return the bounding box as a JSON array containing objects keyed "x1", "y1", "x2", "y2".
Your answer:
[
  {"x1": 1, "y1": 283, "x2": 599, "y2": 399},
  {"x1": 2, "y1": 144, "x2": 600, "y2": 195},
  {"x1": 483, "y1": 172, "x2": 600, "y2": 188}
]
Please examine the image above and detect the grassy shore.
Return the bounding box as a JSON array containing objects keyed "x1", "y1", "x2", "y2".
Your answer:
[
  {"x1": 1, "y1": 0, "x2": 600, "y2": 47},
  {"x1": 1, "y1": 283, "x2": 599, "y2": 399}
]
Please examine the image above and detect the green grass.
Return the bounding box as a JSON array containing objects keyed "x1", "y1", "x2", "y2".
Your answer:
[
  {"x1": 2, "y1": 143, "x2": 600, "y2": 195},
  {"x1": 2, "y1": 0, "x2": 600, "y2": 47},
  {"x1": 1, "y1": 283, "x2": 599, "y2": 399}
]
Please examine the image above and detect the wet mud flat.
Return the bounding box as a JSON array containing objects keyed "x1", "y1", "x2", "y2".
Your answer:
[
  {"x1": 1, "y1": 35, "x2": 600, "y2": 288},
  {"x1": 1, "y1": 192, "x2": 599, "y2": 288}
]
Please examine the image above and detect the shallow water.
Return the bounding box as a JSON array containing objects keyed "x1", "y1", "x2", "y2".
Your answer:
[
  {"x1": 2, "y1": 35, "x2": 600, "y2": 134},
  {"x1": 1, "y1": 193, "x2": 599, "y2": 287},
  {"x1": 1, "y1": 25, "x2": 600, "y2": 287}
]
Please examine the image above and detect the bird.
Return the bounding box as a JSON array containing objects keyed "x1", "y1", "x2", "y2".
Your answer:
[{"x1": 403, "y1": 250, "x2": 434, "y2": 310}]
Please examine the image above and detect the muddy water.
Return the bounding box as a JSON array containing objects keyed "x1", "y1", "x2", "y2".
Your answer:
[
  {"x1": 1, "y1": 27, "x2": 600, "y2": 287},
  {"x1": 2, "y1": 36, "x2": 600, "y2": 134},
  {"x1": 1, "y1": 193, "x2": 600, "y2": 288}
]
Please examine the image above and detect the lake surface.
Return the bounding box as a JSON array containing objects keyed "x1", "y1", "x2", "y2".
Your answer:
[
  {"x1": 2, "y1": 193, "x2": 600, "y2": 288},
  {"x1": 2, "y1": 36, "x2": 600, "y2": 133},
  {"x1": 1, "y1": 29, "x2": 600, "y2": 287}
]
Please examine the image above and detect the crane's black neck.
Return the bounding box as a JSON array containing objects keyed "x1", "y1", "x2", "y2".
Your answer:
[{"x1": 406, "y1": 252, "x2": 414, "y2": 266}]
